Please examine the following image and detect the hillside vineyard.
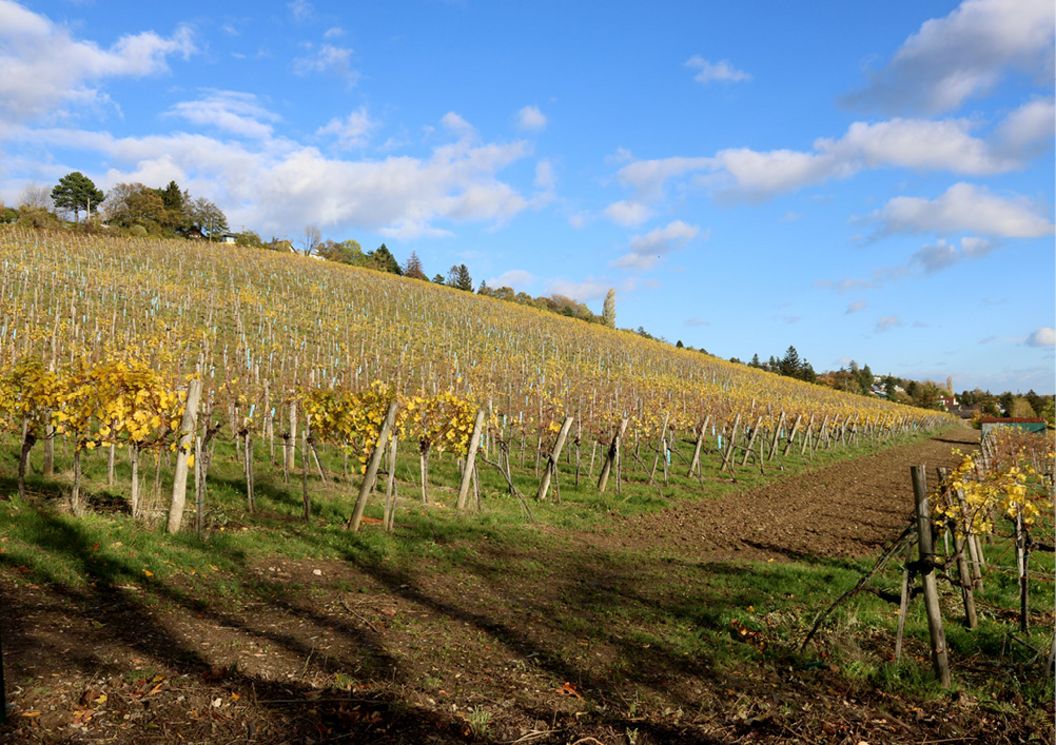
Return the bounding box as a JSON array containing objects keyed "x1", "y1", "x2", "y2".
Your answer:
[{"x1": 0, "y1": 229, "x2": 949, "y2": 516}]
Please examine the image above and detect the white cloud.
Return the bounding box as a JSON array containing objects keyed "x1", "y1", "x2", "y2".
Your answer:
[
  {"x1": 617, "y1": 115, "x2": 1027, "y2": 201},
  {"x1": 824, "y1": 118, "x2": 1014, "y2": 174},
  {"x1": 993, "y1": 98, "x2": 1056, "y2": 157},
  {"x1": 685, "y1": 56, "x2": 751, "y2": 84},
  {"x1": 547, "y1": 278, "x2": 609, "y2": 302},
  {"x1": 910, "y1": 236, "x2": 995, "y2": 273},
  {"x1": 615, "y1": 220, "x2": 700, "y2": 270},
  {"x1": 845, "y1": 301, "x2": 867, "y2": 315},
  {"x1": 440, "y1": 111, "x2": 475, "y2": 136},
  {"x1": 293, "y1": 44, "x2": 357, "y2": 84},
  {"x1": 1026, "y1": 327, "x2": 1056, "y2": 347},
  {"x1": 323, "y1": 26, "x2": 345, "y2": 39},
  {"x1": 4, "y1": 120, "x2": 532, "y2": 239},
  {"x1": 844, "y1": 0, "x2": 1055, "y2": 114},
  {"x1": 488, "y1": 269, "x2": 534, "y2": 290},
  {"x1": 616, "y1": 156, "x2": 714, "y2": 200},
  {"x1": 167, "y1": 90, "x2": 279, "y2": 140},
  {"x1": 317, "y1": 107, "x2": 376, "y2": 149},
  {"x1": 603, "y1": 200, "x2": 652, "y2": 227},
  {"x1": 516, "y1": 105, "x2": 547, "y2": 132},
  {"x1": 0, "y1": 1, "x2": 194, "y2": 123},
  {"x1": 875, "y1": 183, "x2": 1053, "y2": 238}
]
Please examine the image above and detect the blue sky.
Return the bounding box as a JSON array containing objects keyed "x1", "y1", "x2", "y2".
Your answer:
[{"x1": 1, "y1": 0, "x2": 1053, "y2": 392}]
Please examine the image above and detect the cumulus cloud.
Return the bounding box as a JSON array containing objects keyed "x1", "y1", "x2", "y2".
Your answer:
[
  {"x1": 685, "y1": 56, "x2": 751, "y2": 84},
  {"x1": 616, "y1": 156, "x2": 714, "y2": 200},
  {"x1": 1026, "y1": 327, "x2": 1056, "y2": 347},
  {"x1": 516, "y1": 105, "x2": 547, "y2": 132},
  {"x1": 167, "y1": 90, "x2": 279, "y2": 140},
  {"x1": 293, "y1": 44, "x2": 358, "y2": 84},
  {"x1": 910, "y1": 236, "x2": 995, "y2": 273},
  {"x1": 992, "y1": 98, "x2": 1056, "y2": 158},
  {"x1": 845, "y1": 301, "x2": 867, "y2": 315},
  {"x1": 603, "y1": 200, "x2": 652, "y2": 227},
  {"x1": 614, "y1": 220, "x2": 700, "y2": 270},
  {"x1": 874, "y1": 183, "x2": 1053, "y2": 238},
  {"x1": 488, "y1": 269, "x2": 534, "y2": 290},
  {"x1": 0, "y1": 0, "x2": 194, "y2": 123},
  {"x1": 616, "y1": 115, "x2": 1027, "y2": 201},
  {"x1": 3, "y1": 118, "x2": 532, "y2": 238},
  {"x1": 316, "y1": 107, "x2": 376, "y2": 149},
  {"x1": 843, "y1": 0, "x2": 1055, "y2": 114},
  {"x1": 546, "y1": 278, "x2": 610, "y2": 302}
]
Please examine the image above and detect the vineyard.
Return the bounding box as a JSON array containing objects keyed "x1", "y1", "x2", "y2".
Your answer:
[
  {"x1": 0, "y1": 229, "x2": 949, "y2": 530},
  {"x1": 0, "y1": 228, "x2": 1051, "y2": 744}
]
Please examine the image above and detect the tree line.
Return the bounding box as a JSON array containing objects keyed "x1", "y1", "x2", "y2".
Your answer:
[{"x1": 2, "y1": 172, "x2": 228, "y2": 241}]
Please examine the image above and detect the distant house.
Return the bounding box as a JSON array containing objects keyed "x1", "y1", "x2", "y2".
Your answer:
[{"x1": 219, "y1": 233, "x2": 238, "y2": 245}]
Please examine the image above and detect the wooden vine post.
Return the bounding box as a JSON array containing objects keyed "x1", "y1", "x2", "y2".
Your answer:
[
  {"x1": 783, "y1": 413, "x2": 802, "y2": 457},
  {"x1": 167, "y1": 377, "x2": 203, "y2": 535},
  {"x1": 938, "y1": 467, "x2": 977, "y2": 629},
  {"x1": 383, "y1": 437, "x2": 398, "y2": 531},
  {"x1": 347, "y1": 401, "x2": 398, "y2": 532},
  {"x1": 647, "y1": 412, "x2": 670, "y2": 485},
  {"x1": 687, "y1": 415, "x2": 709, "y2": 478},
  {"x1": 284, "y1": 400, "x2": 297, "y2": 477},
  {"x1": 767, "y1": 411, "x2": 785, "y2": 462},
  {"x1": 720, "y1": 413, "x2": 741, "y2": 472},
  {"x1": 537, "y1": 416, "x2": 574, "y2": 501},
  {"x1": 597, "y1": 416, "x2": 629, "y2": 493},
  {"x1": 911, "y1": 465, "x2": 951, "y2": 686},
  {"x1": 457, "y1": 409, "x2": 486, "y2": 510}
]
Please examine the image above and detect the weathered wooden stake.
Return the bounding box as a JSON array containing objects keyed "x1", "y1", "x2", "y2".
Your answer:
[
  {"x1": 348, "y1": 401, "x2": 398, "y2": 532},
  {"x1": 167, "y1": 377, "x2": 203, "y2": 534},
  {"x1": 911, "y1": 465, "x2": 951, "y2": 686},
  {"x1": 457, "y1": 409, "x2": 487, "y2": 510},
  {"x1": 687, "y1": 415, "x2": 709, "y2": 477},
  {"x1": 537, "y1": 416, "x2": 574, "y2": 501},
  {"x1": 597, "y1": 416, "x2": 629, "y2": 493},
  {"x1": 383, "y1": 437, "x2": 398, "y2": 531}
]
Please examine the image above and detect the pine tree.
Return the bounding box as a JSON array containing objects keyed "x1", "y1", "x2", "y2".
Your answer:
[
  {"x1": 404, "y1": 251, "x2": 428, "y2": 280},
  {"x1": 602, "y1": 289, "x2": 616, "y2": 328},
  {"x1": 779, "y1": 346, "x2": 801, "y2": 377},
  {"x1": 51, "y1": 172, "x2": 104, "y2": 223},
  {"x1": 447, "y1": 264, "x2": 473, "y2": 291}
]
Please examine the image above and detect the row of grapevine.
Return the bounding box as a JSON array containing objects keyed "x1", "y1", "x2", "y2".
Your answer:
[{"x1": 0, "y1": 228, "x2": 953, "y2": 528}]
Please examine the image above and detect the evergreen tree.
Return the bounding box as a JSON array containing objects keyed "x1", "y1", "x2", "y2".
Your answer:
[
  {"x1": 447, "y1": 264, "x2": 473, "y2": 291},
  {"x1": 368, "y1": 244, "x2": 402, "y2": 274},
  {"x1": 602, "y1": 289, "x2": 616, "y2": 328},
  {"x1": 403, "y1": 251, "x2": 428, "y2": 280},
  {"x1": 432, "y1": 273, "x2": 446, "y2": 284},
  {"x1": 779, "y1": 345, "x2": 802, "y2": 377},
  {"x1": 750, "y1": 353, "x2": 761, "y2": 368},
  {"x1": 51, "y1": 172, "x2": 104, "y2": 223}
]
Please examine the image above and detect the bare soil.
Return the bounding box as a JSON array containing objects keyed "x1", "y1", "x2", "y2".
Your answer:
[{"x1": 2, "y1": 428, "x2": 1052, "y2": 744}]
